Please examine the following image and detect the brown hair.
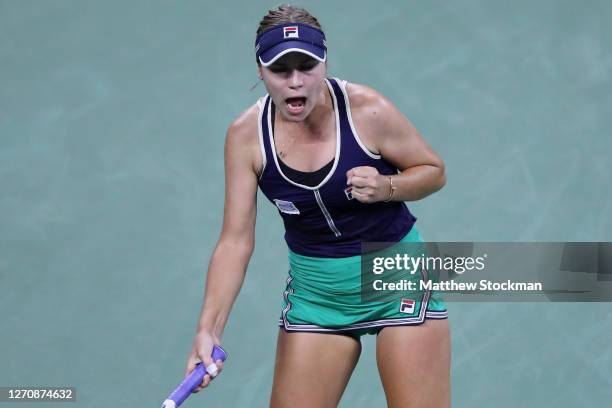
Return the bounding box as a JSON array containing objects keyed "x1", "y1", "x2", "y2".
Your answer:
[{"x1": 256, "y1": 5, "x2": 324, "y2": 37}]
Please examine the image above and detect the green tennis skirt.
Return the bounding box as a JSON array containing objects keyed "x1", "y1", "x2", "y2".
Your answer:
[{"x1": 278, "y1": 226, "x2": 448, "y2": 337}]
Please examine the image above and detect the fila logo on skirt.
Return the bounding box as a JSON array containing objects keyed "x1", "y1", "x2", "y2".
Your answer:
[{"x1": 399, "y1": 298, "x2": 416, "y2": 314}]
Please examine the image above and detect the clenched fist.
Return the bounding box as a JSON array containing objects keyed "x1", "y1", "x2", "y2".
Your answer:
[{"x1": 346, "y1": 166, "x2": 392, "y2": 203}]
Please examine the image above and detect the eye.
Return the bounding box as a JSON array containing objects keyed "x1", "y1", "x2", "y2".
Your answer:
[
  {"x1": 269, "y1": 65, "x2": 287, "y2": 73},
  {"x1": 299, "y1": 61, "x2": 318, "y2": 71}
]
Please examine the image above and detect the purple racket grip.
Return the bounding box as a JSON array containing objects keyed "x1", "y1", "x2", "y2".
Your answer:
[{"x1": 161, "y1": 345, "x2": 227, "y2": 408}]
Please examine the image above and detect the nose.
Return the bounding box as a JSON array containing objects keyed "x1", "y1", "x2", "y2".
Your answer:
[{"x1": 288, "y1": 69, "x2": 304, "y2": 89}]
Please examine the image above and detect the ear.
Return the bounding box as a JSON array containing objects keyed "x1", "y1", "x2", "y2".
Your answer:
[{"x1": 257, "y1": 66, "x2": 263, "y2": 80}]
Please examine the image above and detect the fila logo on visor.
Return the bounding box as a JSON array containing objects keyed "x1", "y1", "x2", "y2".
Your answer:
[
  {"x1": 283, "y1": 26, "x2": 299, "y2": 39},
  {"x1": 399, "y1": 298, "x2": 416, "y2": 314}
]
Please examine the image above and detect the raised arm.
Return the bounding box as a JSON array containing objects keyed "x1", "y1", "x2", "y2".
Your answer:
[{"x1": 345, "y1": 83, "x2": 446, "y2": 203}]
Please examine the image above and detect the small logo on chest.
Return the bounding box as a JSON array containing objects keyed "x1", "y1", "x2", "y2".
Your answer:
[
  {"x1": 344, "y1": 186, "x2": 354, "y2": 200},
  {"x1": 274, "y1": 199, "x2": 300, "y2": 215}
]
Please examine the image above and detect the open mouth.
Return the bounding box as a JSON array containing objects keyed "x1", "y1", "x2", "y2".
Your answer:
[{"x1": 285, "y1": 97, "x2": 307, "y2": 114}]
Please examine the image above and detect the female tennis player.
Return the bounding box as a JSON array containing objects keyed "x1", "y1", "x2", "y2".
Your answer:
[{"x1": 185, "y1": 5, "x2": 450, "y2": 407}]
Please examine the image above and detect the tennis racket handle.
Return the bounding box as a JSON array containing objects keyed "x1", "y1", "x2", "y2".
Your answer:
[{"x1": 161, "y1": 345, "x2": 228, "y2": 408}]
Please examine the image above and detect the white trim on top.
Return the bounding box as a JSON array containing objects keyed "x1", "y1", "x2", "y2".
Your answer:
[
  {"x1": 267, "y1": 78, "x2": 340, "y2": 191},
  {"x1": 335, "y1": 78, "x2": 381, "y2": 160},
  {"x1": 257, "y1": 96, "x2": 267, "y2": 180}
]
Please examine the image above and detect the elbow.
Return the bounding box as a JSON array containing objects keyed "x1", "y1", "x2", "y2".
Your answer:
[
  {"x1": 217, "y1": 235, "x2": 255, "y2": 260},
  {"x1": 438, "y1": 168, "x2": 447, "y2": 190},
  {"x1": 235, "y1": 239, "x2": 255, "y2": 259},
  {"x1": 433, "y1": 161, "x2": 446, "y2": 192}
]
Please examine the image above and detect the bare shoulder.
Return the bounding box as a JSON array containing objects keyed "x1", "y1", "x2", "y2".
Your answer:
[
  {"x1": 227, "y1": 102, "x2": 259, "y2": 142},
  {"x1": 344, "y1": 82, "x2": 392, "y2": 112},
  {"x1": 344, "y1": 82, "x2": 406, "y2": 154},
  {"x1": 226, "y1": 101, "x2": 263, "y2": 175},
  {"x1": 345, "y1": 81, "x2": 441, "y2": 171}
]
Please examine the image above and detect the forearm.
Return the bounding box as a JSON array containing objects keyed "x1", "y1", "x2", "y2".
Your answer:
[
  {"x1": 388, "y1": 164, "x2": 446, "y2": 202},
  {"x1": 196, "y1": 239, "x2": 253, "y2": 338}
]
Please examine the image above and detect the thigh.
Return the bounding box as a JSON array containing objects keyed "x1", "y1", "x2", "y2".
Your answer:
[
  {"x1": 376, "y1": 319, "x2": 451, "y2": 408},
  {"x1": 269, "y1": 329, "x2": 362, "y2": 408}
]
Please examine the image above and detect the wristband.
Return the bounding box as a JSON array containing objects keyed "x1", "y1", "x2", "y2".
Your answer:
[{"x1": 383, "y1": 176, "x2": 396, "y2": 202}]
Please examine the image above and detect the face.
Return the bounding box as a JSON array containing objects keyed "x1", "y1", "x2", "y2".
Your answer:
[{"x1": 259, "y1": 52, "x2": 327, "y2": 122}]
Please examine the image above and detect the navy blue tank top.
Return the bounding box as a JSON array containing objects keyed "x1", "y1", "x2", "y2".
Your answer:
[{"x1": 257, "y1": 77, "x2": 416, "y2": 257}]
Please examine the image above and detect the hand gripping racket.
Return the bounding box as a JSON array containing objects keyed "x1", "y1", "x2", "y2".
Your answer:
[{"x1": 161, "y1": 345, "x2": 228, "y2": 408}]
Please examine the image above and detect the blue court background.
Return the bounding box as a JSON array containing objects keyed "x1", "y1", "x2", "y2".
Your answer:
[{"x1": 1, "y1": 0, "x2": 611, "y2": 406}]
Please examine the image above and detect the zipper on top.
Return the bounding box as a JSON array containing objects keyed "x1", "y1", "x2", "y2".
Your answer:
[{"x1": 313, "y1": 189, "x2": 341, "y2": 237}]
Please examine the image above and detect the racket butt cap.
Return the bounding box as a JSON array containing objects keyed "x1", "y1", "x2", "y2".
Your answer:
[{"x1": 161, "y1": 399, "x2": 176, "y2": 408}]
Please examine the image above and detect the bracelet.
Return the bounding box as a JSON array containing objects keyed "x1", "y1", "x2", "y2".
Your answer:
[{"x1": 383, "y1": 176, "x2": 397, "y2": 202}]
